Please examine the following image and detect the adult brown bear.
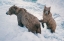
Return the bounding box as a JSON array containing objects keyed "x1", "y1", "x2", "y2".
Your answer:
[
  {"x1": 6, "y1": 5, "x2": 41, "y2": 34},
  {"x1": 39, "y1": 6, "x2": 56, "y2": 33}
]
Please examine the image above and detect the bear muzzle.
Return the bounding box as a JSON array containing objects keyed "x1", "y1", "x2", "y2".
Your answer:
[
  {"x1": 45, "y1": 11, "x2": 48, "y2": 14},
  {"x1": 6, "y1": 11, "x2": 8, "y2": 15},
  {"x1": 6, "y1": 11, "x2": 11, "y2": 15}
]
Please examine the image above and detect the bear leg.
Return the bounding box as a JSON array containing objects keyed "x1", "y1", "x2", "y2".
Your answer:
[
  {"x1": 51, "y1": 28, "x2": 55, "y2": 33},
  {"x1": 39, "y1": 20, "x2": 44, "y2": 28},
  {"x1": 18, "y1": 22, "x2": 24, "y2": 27},
  {"x1": 42, "y1": 23, "x2": 44, "y2": 28},
  {"x1": 36, "y1": 24, "x2": 41, "y2": 34},
  {"x1": 46, "y1": 23, "x2": 51, "y2": 29},
  {"x1": 28, "y1": 29, "x2": 31, "y2": 32},
  {"x1": 17, "y1": 19, "x2": 24, "y2": 27},
  {"x1": 36, "y1": 27, "x2": 41, "y2": 34}
]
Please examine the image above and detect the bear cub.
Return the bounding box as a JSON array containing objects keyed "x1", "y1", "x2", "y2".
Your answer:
[{"x1": 39, "y1": 6, "x2": 56, "y2": 33}]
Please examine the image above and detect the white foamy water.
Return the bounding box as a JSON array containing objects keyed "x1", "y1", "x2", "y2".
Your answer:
[{"x1": 0, "y1": 0, "x2": 64, "y2": 41}]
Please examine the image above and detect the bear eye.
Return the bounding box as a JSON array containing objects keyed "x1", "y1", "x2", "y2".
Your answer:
[{"x1": 9, "y1": 8, "x2": 14, "y2": 14}]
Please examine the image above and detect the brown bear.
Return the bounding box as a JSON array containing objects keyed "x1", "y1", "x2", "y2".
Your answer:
[
  {"x1": 39, "y1": 6, "x2": 56, "y2": 33},
  {"x1": 6, "y1": 5, "x2": 41, "y2": 34}
]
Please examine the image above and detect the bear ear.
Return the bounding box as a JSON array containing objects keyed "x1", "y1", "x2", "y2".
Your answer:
[
  {"x1": 24, "y1": 9, "x2": 26, "y2": 12},
  {"x1": 44, "y1": 5, "x2": 46, "y2": 8},
  {"x1": 49, "y1": 7, "x2": 51, "y2": 9},
  {"x1": 13, "y1": 6, "x2": 18, "y2": 10},
  {"x1": 22, "y1": 8, "x2": 27, "y2": 12},
  {"x1": 49, "y1": 7, "x2": 51, "y2": 10},
  {"x1": 14, "y1": 5, "x2": 15, "y2": 6},
  {"x1": 13, "y1": 5, "x2": 15, "y2": 7}
]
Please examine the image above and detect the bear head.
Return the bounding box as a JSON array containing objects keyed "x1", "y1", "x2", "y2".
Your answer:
[
  {"x1": 43, "y1": 6, "x2": 51, "y2": 15},
  {"x1": 6, "y1": 5, "x2": 26, "y2": 15}
]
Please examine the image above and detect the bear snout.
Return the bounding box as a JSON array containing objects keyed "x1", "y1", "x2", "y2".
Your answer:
[
  {"x1": 6, "y1": 11, "x2": 8, "y2": 15},
  {"x1": 45, "y1": 11, "x2": 48, "y2": 14}
]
